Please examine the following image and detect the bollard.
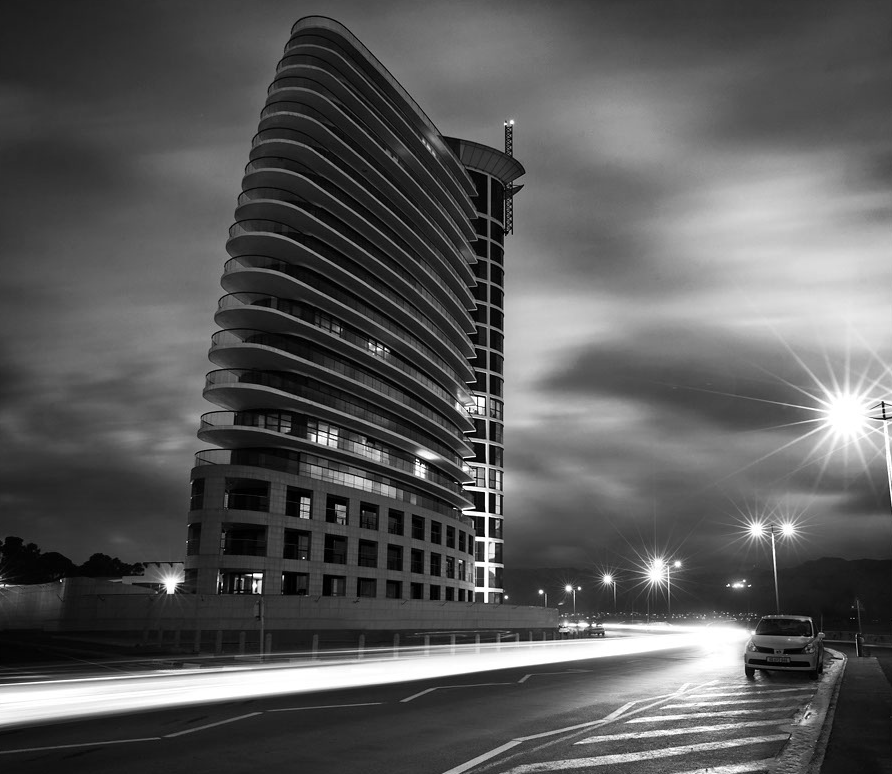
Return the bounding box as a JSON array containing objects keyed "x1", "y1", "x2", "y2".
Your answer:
[{"x1": 855, "y1": 632, "x2": 864, "y2": 657}]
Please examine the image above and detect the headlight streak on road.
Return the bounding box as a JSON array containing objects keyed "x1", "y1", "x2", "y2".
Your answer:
[{"x1": 0, "y1": 631, "x2": 716, "y2": 730}]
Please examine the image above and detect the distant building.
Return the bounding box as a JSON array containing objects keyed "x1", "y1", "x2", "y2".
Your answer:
[{"x1": 184, "y1": 16, "x2": 524, "y2": 606}]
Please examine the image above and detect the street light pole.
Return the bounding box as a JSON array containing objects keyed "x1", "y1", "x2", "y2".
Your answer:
[
  {"x1": 538, "y1": 589, "x2": 547, "y2": 607},
  {"x1": 565, "y1": 584, "x2": 580, "y2": 614},
  {"x1": 666, "y1": 560, "x2": 681, "y2": 619},
  {"x1": 769, "y1": 525, "x2": 780, "y2": 613}
]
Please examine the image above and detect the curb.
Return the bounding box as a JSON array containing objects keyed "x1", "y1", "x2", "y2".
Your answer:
[{"x1": 769, "y1": 648, "x2": 846, "y2": 774}]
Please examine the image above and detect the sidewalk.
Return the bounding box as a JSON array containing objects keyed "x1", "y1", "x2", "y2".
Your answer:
[{"x1": 818, "y1": 646, "x2": 892, "y2": 774}]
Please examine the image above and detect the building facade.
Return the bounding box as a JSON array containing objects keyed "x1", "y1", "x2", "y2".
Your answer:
[{"x1": 184, "y1": 16, "x2": 524, "y2": 605}]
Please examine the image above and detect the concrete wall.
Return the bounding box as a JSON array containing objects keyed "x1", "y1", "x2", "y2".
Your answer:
[{"x1": 1, "y1": 579, "x2": 558, "y2": 653}]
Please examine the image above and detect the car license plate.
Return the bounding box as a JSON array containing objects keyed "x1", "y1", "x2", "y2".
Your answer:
[{"x1": 767, "y1": 656, "x2": 789, "y2": 663}]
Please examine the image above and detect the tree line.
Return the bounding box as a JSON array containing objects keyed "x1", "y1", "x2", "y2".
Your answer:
[{"x1": 0, "y1": 536, "x2": 144, "y2": 584}]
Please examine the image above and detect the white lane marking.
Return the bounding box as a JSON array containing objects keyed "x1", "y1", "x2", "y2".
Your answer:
[
  {"x1": 269, "y1": 702, "x2": 383, "y2": 712},
  {"x1": 518, "y1": 669, "x2": 590, "y2": 684},
  {"x1": 401, "y1": 682, "x2": 511, "y2": 703},
  {"x1": 652, "y1": 761, "x2": 775, "y2": 774},
  {"x1": 575, "y1": 717, "x2": 787, "y2": 743},
  {"x1": 627, "y1": 706, "x2": 798, "y2": 722},
  {"x1": 0, "y1": 737, "x2": 161, "y2": 755},
  {"x1": 439, "y1": 740, "x2": 523, "y2": 774},
  {"x1": 164, "y1": 712, "x2": 262, "y2": 737},
  {"x1": 684, "y1": 688, "x2": 812, "y2": 698},
  {"x1": 501, "y1": 735, "x2": 788, "y2": 772},
  {"x1": 664, "y1": 696, "x2": 805, "y2": 707},
  {"x1": 516, "y1": 700, "x2": 638, "y2": 742}
]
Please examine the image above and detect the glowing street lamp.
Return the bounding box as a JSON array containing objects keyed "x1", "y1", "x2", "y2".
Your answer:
[
  {"x1": 538, "y1": 588, "x2": 548, "y2": 607},
  {"x1": 601, "y1": 573, "x2": 617, "y2": 613},
  {"x1": 564, "y1": 584, "x2": 581, "y2": 614},
  {"x1": 749, "y1": 522, "x2": 796, "y2": 613}
]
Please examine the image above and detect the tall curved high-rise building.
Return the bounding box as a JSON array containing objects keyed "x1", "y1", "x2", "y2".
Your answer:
[{"x1": 184, "y1": 17, "x2": 524, "y2": 606}]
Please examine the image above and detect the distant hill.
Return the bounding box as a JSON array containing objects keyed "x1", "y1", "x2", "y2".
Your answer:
[{"x1": 504, "y1": 558, "x2": 891, "y2": 627}]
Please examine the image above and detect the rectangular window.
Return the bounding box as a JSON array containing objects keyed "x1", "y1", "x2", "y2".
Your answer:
[
  {"x1": 411, "y1": 515, "x2": 425, "y2": 540},
  {"x1": 190, "y1": 479, "x2": 204, "y2": 510},
  {"x1": 386, "y1": 544, "x2": 403, "y2": 571},
  {"x1": 488, "y1": 446, "x2": 503, "y2": 467},
  {"x1": 387, "y1": 509, "x2": 404, "y2": 535},
  {"x1": 358, "y1": 539, "x2": 378, "y2": 568},
  {"x1": 475, "y1": 566, "x2": 485, "y2": 587},
  {"x1": 488, "y1": 469, "x2": 503, "y2": 491},
  {"x1": 458, "y1": 559, "x2": 466, "y2": 582},
  {"x1": 475, "y1": 541, "x2": 485, "y2": 562},
  {"x1": 281, "y1": 571, "x2": 308, "y2": 596},
  {"x1": 469, "y1": 395, "x2": 486, "y2": 415},
  {"x1": 218, "y1": 570, "x2": 263, "y2": 595},
  {"x1": 489, "y1": 422, "x2": 504, "y2": 443},
  {"x1": 324, "y1": 534, "x2": 347, "y2": 564},
  {"x1": 221, "y1": 525, "x2": 267, "y2": 556},
  {"x1": 356, "y1": 578, "x2": 377, "y2": 598},
  {"x1": 186, "y1": 523, "x2": 201, "y2": 556},
  {"x1": 430, "y1": 521, "x2": 442, "y2": 545},
  {"x1": 359, "y1": 502, "x2": 379, "y2": 530},
  {"x1": 224, "y1": 478, "x2": 269, "y2": 512},
  {"x1": 385, "y1": 580, "x2": 402, "y2": 599},
  {"x1": 430, "y1": 552, "x2": 441, "y2": 577},
  {"x1": 429, "y1": 585, "x2": 441, "y2": 601},
  {"x1": 283, "y1": 529, "x2": 310, "y2": 560},
  {"x1": 489, "y1": 517, "x2": 503, "y2": 539},
  {"x1": 322, "y1": 574, "x2": 346, "y2": 597},
  {"x1": 446, "y1": 526, "x2": 455, "y2": 548},
  {"x1": 490, "y1": 332, "x2": 504, "y2": 354},
  {"x1": 471, "y1": 465, "x2": 486, "y2": 487},
  {"x1": 410, "y1": 582, "x2": 424, "y2": 600},
  {"x1": 489, "y1": 493, "x2": 504, "y2": 516},
  {"x1": 490, "y1": 265, "x2": 504, "y2": 287},
  {"x1": 326, "y1": 495, "x2": 349, "y2": 525},
  {"x1": 413, "y1": 458, "x2": 429, "y2": 478},
  {"x1": 445, "y1": 556, "x2": 455, "y2": 579},
  {"x1": 458, "y1": 531, "x2": 466, "y2": 553},
  {"x1": 308, "y1": 419, "x2": 340, "y2": 448},
  {"x1": 445, "y1": 587, "x2": 455, "y2": 601},
  {"x1": 472, "y1": 491, "x2": 486, "y2": 511},
  {"x1": 411, "y1": 548, "x2": 424, "y2": 574},
  {"x1": 458, "y1": 588, "x2": 466, "y2": 602},
  {"x1": 286, "y1": 487, "x2": 312, "y2": 519}
]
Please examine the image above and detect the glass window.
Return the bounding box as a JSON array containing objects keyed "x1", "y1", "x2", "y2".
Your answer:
[
  {"x1": 358, "y1": 539, "x2": 378, "y2": 568},
  {"x1": 388, "y1": 509, "x2": 404, "y2": 535},
  {"x1": 471, "y1": 465, "x2": 486, "y2": 486},
  {"x1": 412, "y1": 515, "x2": 425, "y2": 540},
  {"x1": 475, "y1": 541, "x2": 486, "y2": 562},
  {"x1": 224, "y1": 478, "x2": 269, "y2": 512},
  {"x1": 490, "y1": 331, "x2": 504, "y2": 353},
  {"x1": 473, "y1": 422, "x2": 487, "y2": 444},
  {"x1": 490, "y1": 287, "x2": 504, "y2": 309},
  {"x1": 430, "y1": 552, "x2": 441, "y2": 576},
  {"x1": 472, "y1": 283, "x2": 487, "y2": 302},
  {"x1": 488, "y1": 469, "x2": 503, "y2": 491},
  {"x1": 474, "y1": 516, "x2": 486, "y2": 536},
  {"x1": 218, "y1": 570, "x2": 263, "y2": 595},
  {"x1": 490, "y1": 353, "x2": 504, "y2": 375},
  {"x1": 488, "y1": 446, "x2": 503, "y2": 467},
  {"x1": 308, "y1": 419, "x2": 340, "y2": 448},
  {"x1": 190, "y1": 479, "x2": 204, "y2": 510},
  {"x1": 221, "y1": 525, "x2": 267, "y2": 556},
  {"x1": 356, "y1": 577, "x2": 376, "y2": 598},
  {"x1": 326, "y1": 495, "x2": 349, "y2": 525},
  {"x1": 491, "y1": 245, "x2": 504, "y2": 265},
  {"x1": 469, "y1": 395, "x2": 486, "y2": 416},
  {"x1": 470, "y1": 170, "x2": 487, "y2": 213},
  {"x1": 386, "y1": 543, "x2": 403, "y2": 571},
  {"x1": 186, "y1": 523, "x2": 201, "y2": 556},
  {"x1": 283, "y1": 529, "x2": 310, "y2": 560},
  {"x1": 472, "y1": 260, "x2": 487, "y2": 280},
  {"x1": 490, "y1": 178, "x2": 504, "y2": 223},
  {"x1": 475, "y1": 566, "x2": 485, "y2": 587},
  {"x1": 322, "y1": 574, "x2": 346, "y2": 596},
  {"x1": 324, "y1": 534, "x2": 347, "y2": 563},
  {"x1": 281, "y1": 571, "x2": 308, "y2": 596},
  {"x1": 473, "y1": 326, "x2": 487, "y2": 347},
  {"x1": 472, "y1": 491, "x2": 486, "y2": 511},
  {"x1": 411, "y1": 548, "x2": 424, "y2": 573},
  {"x1": 286, "y1": 487, "x2": 312, "y2": 519},
  {"x1": 386, "y1": 580, "x2": 402, "y2": 599},
  {"x1": 429, "y1": 584, "x2": 441, "y2": 601},
  {"x1": 430, "y1": 520, "x2": 442, "y2": 544},
  {"x1": 472, "y1": 305, "x2": 487, "y2": 325},
  {"x1": 458, "y1": 531, "x2": 466, "y2": 552},
  {"x1": 490, "y1": 309, "x2": 504, "y2": 331},
  {"x1": 445, "y1": 556, "x2": 455, "y2": 579},
  {"x1": 490, "y1": 421, "x2": 504, "y2": 442},
  {"x1": 446, "y1": 526, "x2": 455, "y2": 548},
  {"x1": 490, "y1": 265, "x2": 504, "y2": 287},
  {"x1": 489, "y1": 517, "x2": 503, "y2": 539},
  {"x1": 473, "y1": 240, "x2": 488, "y2": 259},
  {"x1": 474, "y1": 217, "x2": 488, "y2": 238},
  {"x1": 489, "y1": 398, "x2": 503, "y2": 419},
  {"x1": 360, "y1": 502, "x2": 379, "y2": 529},
  {"x1": 410, "y1": 582, "x2": 424, "y2": 600},
  {"x1": 445, "y1": 586, "x2": 455, "y2": 601},
  {"x1": 489, "y1": 493, "x2": 504, "y2": 515}
]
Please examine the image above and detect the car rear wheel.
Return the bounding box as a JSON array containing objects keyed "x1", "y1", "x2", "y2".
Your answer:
[{"x1": 744, "y1": 666, "x2": 755, "y2": 678}]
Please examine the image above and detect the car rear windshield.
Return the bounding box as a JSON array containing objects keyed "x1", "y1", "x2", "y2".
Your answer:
[{"x1": 755, "y1": 618, "x2": 813, "y2": 637}]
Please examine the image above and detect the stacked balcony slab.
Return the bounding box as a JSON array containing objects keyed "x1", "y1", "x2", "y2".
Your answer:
[
  {"x1": 444, "y1": 138, "x2": 524, "y2": 603},
  {"x1": 185, "y1": 17, "x2": 487, "y2": 603}
]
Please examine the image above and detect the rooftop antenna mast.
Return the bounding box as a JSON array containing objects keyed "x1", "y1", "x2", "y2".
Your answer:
[{"x1": 504, "y1": 119, "x2": 515, "y2": 236}]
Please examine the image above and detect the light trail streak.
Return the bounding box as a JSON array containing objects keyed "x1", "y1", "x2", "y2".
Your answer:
[{"x1": 0, "y1": 632, "x2": 704, "y2": 730}]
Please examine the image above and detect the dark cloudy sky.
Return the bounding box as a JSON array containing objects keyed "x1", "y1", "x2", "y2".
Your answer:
[{"x1": 2, "y1": 1, "x2": 890, "y2": 578}]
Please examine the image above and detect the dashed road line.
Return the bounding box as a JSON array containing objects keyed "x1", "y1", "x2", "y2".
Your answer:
[
  {"x1": 0, "y1": 737, "x2": 162, "y2": 755},
  {"x1": 401, "y1": 682, "x2": 512, "y2": 703},
  {"x1": 518, "y1": 670, "x2": 590, "y2": 684},
  {"x1": 164, "y1": 712, "x2": 262, "y2": 737},
  {"x1": 499, "y1": 735, "x2": 789, "y2": 772},
  {"x1": 664, "y1": 696, "x2": 807, "y2": 708},
  {"x1": 269, "y1": 702, "x2": 383, "y2": 712}
]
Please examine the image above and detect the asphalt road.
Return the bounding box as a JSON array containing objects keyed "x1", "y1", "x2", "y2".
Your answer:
[{"x1": 0, "y1": 636, "x2": 828, "y2": 774}]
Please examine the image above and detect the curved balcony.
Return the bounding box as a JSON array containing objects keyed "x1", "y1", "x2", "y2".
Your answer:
[{"x1": 203, "y1": 369, "x2": 472, "y2": 459}]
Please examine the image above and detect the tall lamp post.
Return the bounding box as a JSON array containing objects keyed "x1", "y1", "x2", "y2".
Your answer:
[
  {"x1": 871, "y1": 401, "x2": 892, "y2": 517},
  {"x1": 565, "y1": 584, "x2": 581, "y2": 614},
  {"x1": 749, "y1": 522, "x2": 795, "y2": 613},
  {"x1": 666, "y1": 560, "x2": 681, "y2": 618},
  {"x1": 601, "y1": 574, "x2": 617, "y2": 613},
  {"x1": 538, "y1": 589, "x2": 548, "y2": 607}
]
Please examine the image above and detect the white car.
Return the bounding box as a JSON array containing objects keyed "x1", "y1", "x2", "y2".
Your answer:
[{"x1": 744, "y1": 614, "x2": 825, "y2": 679}]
